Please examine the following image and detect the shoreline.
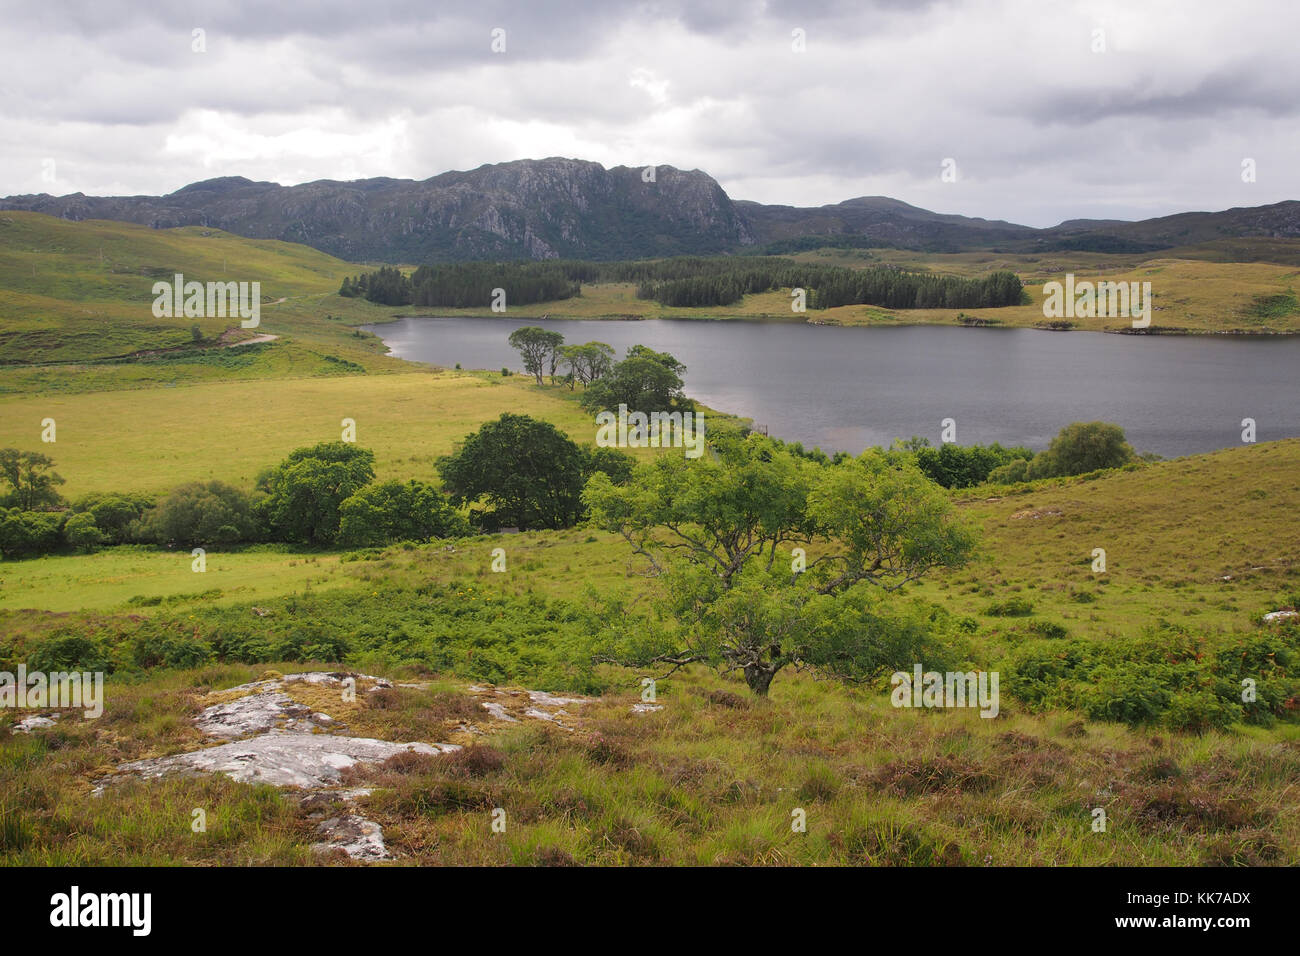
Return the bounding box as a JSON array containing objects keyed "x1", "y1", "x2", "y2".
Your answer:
[{"x1": 363, "y1": 311, "x2": 1299, "y2": 337}]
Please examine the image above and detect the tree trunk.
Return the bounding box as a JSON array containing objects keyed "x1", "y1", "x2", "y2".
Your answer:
[{"x1": 745, "y1": 662, "x2": 779, "y2": 696}]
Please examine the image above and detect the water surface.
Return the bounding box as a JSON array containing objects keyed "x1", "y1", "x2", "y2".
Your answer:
[{"x1": 363, "y1": 316, "x2": 1300, "y2": 457}]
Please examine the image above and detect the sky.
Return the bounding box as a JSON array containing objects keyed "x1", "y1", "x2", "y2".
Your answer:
[{"x1": 1, "y1": 0, "x2": 1297, "y2": 227}]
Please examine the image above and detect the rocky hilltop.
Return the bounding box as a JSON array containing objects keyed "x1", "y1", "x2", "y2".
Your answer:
[{"x1": 4, "y1": 157, "x2": 1299, "y2": 262}]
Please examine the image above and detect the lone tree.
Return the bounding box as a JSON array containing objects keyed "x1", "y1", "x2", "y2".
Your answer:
[
  {"x1": 0, "y1": 449, "x2": 66, "y2": 511},
  {"x1": 508, "y1": 327, "x2": 565, "y2": 385},
  {"x1": 1027, "y1": 421, "x2": 1135, "y2": 478},
  {"x1": 583, "y1": 429, "x2": 977, "y2": 696},
  {"x1": 438, "y1": 413, "x2": 634, "y2": 531}
]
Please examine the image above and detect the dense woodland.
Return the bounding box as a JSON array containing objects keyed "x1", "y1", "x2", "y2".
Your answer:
[{"x1": 339, "y1": 256, "x2": 1027, "y2": 310}]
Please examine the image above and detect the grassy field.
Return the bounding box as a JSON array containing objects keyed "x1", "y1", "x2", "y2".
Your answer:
[
  {"x1": 5, "y1": 440, "x2": 1292, "y2": 636},
  {"x1": 0, "y1": 370, "x2": 612, "y2": 497}
]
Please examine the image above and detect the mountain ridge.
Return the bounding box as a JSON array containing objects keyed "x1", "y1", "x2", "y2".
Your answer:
[{"x1": 4, "y1": 157, "x2": 1299, "y2": 262}]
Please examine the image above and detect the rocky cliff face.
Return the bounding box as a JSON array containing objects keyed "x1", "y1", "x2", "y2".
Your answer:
[
  {"x1": 4, "y1": 157, "x2": 1298, "y2": 262},
  {"x1": 0, "y1": 158, "x2": 754, "y2": 262}
]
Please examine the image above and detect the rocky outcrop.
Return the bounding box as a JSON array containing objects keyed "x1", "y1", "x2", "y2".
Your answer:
[
  {"x1": 96, "y1": 671, "x2": 600, "y2": 861},
  {"x1": 0, "y1": 158, "x2": 754, "y2": 262}
]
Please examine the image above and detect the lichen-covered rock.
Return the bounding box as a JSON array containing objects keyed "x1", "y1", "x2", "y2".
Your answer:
[
  {"x1": 11, "y1": 714, "x2": 58, "y2": 733},
  {"x1": 114, "y1": 731, "x2": 456, "y2": 790},
  {"x1": 312, "y1": 814, "x2": 390, "y2": 861}
]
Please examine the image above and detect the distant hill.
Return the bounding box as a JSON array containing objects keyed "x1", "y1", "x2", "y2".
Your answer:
[{"x1": 3, "y1": 158, "x2": 1299, "y2": 262}]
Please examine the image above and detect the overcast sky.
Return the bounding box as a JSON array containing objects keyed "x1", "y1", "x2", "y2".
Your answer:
[{"x1": 1, "y1": 0, "x2": 1296, "y2": 227}]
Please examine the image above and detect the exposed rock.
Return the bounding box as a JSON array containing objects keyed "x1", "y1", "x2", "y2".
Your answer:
[
  {"x1": 11, "y1": 713, "x2": 58, "y2": 733},
  {"x1": 475, "y1": 687, "x2": 593, "y2": 729},
  {"x1": 527, "y1": 690, "x2": 591, "y2": 708},
  {"x1": 99, "y1": 671, "x2": 597, "y2": 860},
  {"x1": 113, "y1": 731, "x2": 455, "y2": 790},
  {"x1": 97, "y1": 671, "x2": 455, "y2": 860},
  {"x1": 1263, "y1": 610, "x2": 1299, "y2": 623},
  {"x1": 195, "y1": 688, "x2": 323, "y2": 738},
  {"x1": 312, "y1": 814, "x2": 389, "y2": 861},
  {"x1": 632, "y1": 703, "x2": 664, "y2": 714},
  {"x1": 481, "y1": 700, "x2": 518, "y2": 723},
  {"x1": 1010, "y1": 508, "x2": 1063, "y2": 520}
]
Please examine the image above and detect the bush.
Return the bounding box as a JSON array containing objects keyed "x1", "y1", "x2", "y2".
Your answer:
[
  {"x1": 28, "y1": 633, "x2": 111, "y2": 672},
  {"x1": 132, "y1": 631, "x2": 213, "y2": 669},
  {"x1": 71, "y1": 492, "x2": 154, "y2": 544},
  {"x1": 142, "y1": 481, "x2": 257, "y2": 547},
  {"x1": 909, "y1": 442, "x2": 1035, "y2": 489},
  {"x1": 1027, "y1": 422, "x2": 1135, "y2": 479},
  {"x1": 63, "y1": 512, "x2": 103, "y2": 553},
  {"x1": 337, "y1": 479, "x2": 469, "y2": 549},
  {"x1": 987, "y1": 458, "x2": 1031, "y2": 483},
  {"x1": 0, "y1": 509, "x2": 64, "y2": 559},
  {"x1": 983, "y1": 597, "x2": 1035, "y2": 617}
]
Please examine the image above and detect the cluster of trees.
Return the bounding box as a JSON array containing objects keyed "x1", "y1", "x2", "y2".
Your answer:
[
  {"x1": 335, "y1": 255, "x2": 1026, "y2": 312},
  {"x1": 0, "y1": 444, "x2": 470, "y2": 560},
  {"x1": 0, "y1": 419, "x2": 640, "y2": 558},
  {"x1": 578, "y1": 345, "x2": 691, "y2": 413},
  {"x1": 619, "y1": 258, "x2": 1024, "y2": 310},
  {"x1": 506, "y1": 329, "x2": 690, "y2": 413},
  {"x1": 885, "y1": 423, "x2": 1137, "y2": 488},
  {"x1": 808, "y1": 267, "x2": 1025, "y2": 310},
  {"x1": 340, "y1": 263, "x2": 579, "y2": 308},
  {"x1": 890, "y1": 438, "x2": 1036, "y2": 489},
  {"x1": 338, "y1": 265, "x2": 411, "y2": 305}
]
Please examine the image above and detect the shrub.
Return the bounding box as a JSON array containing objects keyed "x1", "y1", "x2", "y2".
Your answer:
[
  {"x1": 63, "y1": 512, "x2": 103, "y2": 553},
  {"x1": 983, "y1": 597, "x2": 1035, "y2": 617},
  {"x1": 987, "y1": 458, "x2": 1031, "y2": 483},
  {"x1": 132, "y1": 631, "x2": 213, "y2": 669},
  {"x1": 142, "y1": 481, "x2": 257, "y2": 547},
  {"x1": 1027, "y1": 421, "x2": 1135, "y2": 479},
  {"x1": 337, "y1": 480, "x2": 468, "y2": 548},
  {"x1": 28, "y1": 633, "x2": 111, "y2": 672},
  {"x1": 71, "y1": 492, "x2": 154, "y2": 544},
  {"x1": 0, "y1": 509, "x2": 64, "y2": 559}
]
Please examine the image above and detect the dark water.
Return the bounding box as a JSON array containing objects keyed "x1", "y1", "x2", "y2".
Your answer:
[{"x1": 363, "y1": 316, "x2": 1300, "y2": 457}]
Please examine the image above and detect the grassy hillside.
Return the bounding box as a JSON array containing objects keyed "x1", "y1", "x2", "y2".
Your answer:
[
  {"x1": 1, "y1": 213, "x2": 1297, "y2": 868},
  {"x1": 2, "y1": 660, "x2": 1295, "y2": 866},
  {"x1": 0, "y1": 212, "x2": 409, "y2": 382}
]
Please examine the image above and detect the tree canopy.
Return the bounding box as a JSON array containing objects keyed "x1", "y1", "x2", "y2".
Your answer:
[
  {"x1": 438, "y1": 413, "x2": 633, "y2": 530},
  {"x1": 0, "y1": 449, "x2": 66, "y2": 511},
  {"x1": 508, "y1": 327, "x2": 566, "y2": 385},
  {"x1": 584, "y1": 428, "x2": 978, "y2": 694},
  {"x1": 256, "y1": 442, "x2": 376, "y2": 546}
]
